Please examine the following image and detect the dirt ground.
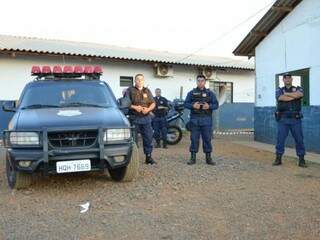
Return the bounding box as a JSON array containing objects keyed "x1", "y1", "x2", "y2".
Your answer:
[{"x1": 0, "y1": 134, "x2": 320, "y2": 240}]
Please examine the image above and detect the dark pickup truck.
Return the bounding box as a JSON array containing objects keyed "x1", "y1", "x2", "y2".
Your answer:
[{"x1": 2, "y1": 65, "x2": 139, "y2": 189}]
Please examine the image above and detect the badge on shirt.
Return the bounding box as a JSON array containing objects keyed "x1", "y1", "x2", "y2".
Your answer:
[
  {"x1": 292, "y1": 87, "x2": 296, "y2": 92},
  {"x1": 143, "y1": 93, "x2": 148, "y2": 98},
  {"x1": 202, "y1": 93, "x2": 207, "y2": 97},
  {"x1": 160, "y1": 101, "x2": 163, "y2": 104}
]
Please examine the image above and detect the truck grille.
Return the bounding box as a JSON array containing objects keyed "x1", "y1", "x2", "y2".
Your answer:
[{"x1": 48, "y1": 130, "x2": 98, "y2": 148}]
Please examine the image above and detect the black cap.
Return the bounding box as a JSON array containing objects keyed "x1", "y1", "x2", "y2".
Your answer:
[{"x1": 283, "y1": 73, "x2": 292, "y2": 78}]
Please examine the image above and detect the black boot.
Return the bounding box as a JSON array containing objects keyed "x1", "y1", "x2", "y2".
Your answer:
[
  {"x1": 155, "y1": 140, "x2": 161, "y2": 148},
  {"x1": 298, "y1": 155, "x2": 307, "y2": 168},
  {"x1": 273, "y1": 154, "x2": 282, "y2": 166},
  {"x1": 145, "y1": 154, "x2": 156, "y2": 165},
  {"x1": 205, "y1": 153, "x2": 216, "y2": 165},
  {"x1": 162, "y1": 140, "x2": 168, "y2": 149},
  {"x1": 187, "y1": 152, "x2": 196, "y2": 165}
]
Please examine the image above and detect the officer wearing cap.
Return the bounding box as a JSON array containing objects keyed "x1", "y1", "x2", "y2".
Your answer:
[
  {"x1": 273, "y1": 73, "x2": 306, "y2": 167},
  {"x1": 152, "y1": 88, "x2": 169, "y2": 148},
  {"x1": 184, "y1": 74, "x2": 219, "y2": 165},
  {"x1": 127, "y1": 74, "x2": 156, "y2": 164}
]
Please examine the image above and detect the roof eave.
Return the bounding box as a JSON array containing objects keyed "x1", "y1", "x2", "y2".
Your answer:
[
  {"x1": 0, "y1": 48, "x2": 254, "y2": 71},
  {"x1": 233, "y1": 0, "x2": 303, "y2": 57}
]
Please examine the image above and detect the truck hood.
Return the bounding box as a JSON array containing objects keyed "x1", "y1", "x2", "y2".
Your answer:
[{"x1": 13, "y1": 107, "x2": 129, "y2": 130}]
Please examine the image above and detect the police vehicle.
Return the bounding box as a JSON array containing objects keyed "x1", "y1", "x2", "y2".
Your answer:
[{"x1": 2, "y1": 65, "x2": 139, "y2": 189}]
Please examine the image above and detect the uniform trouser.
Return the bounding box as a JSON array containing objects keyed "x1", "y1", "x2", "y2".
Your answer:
[
  {"x1": 152, "y1": 117, "x2": 168, "y2": 142},
  {"x1": 189, "y1": 117, "x2": 213, "y2": 153},
  {"x1": 276, "y1": 118, "x2": 305, "y2": 156},
  {"x1": 134, "y1": 122, "x2": 153, "y2": 155}
]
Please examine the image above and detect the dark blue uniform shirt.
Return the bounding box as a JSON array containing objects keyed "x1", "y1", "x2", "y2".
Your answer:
[{"x1": 153, "y1": 96, "x2": 169, "y2": 118}]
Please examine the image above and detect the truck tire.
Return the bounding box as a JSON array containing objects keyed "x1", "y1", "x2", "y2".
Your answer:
[
  {"x1": 109, "y1": 143, "x2": 139, "y2": 182},
  {"x1": 6, "y1": 154, "x2": 32, "y2": 189}
]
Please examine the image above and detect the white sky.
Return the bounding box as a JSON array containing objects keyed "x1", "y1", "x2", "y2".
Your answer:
[{"x1": 0, "y1": 0, "x2": 274, "y2": 59}]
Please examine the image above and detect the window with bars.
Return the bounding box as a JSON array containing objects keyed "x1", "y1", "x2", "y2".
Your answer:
[{"x1": 120, "y1": 76, "x2": 133, "y2": 87}]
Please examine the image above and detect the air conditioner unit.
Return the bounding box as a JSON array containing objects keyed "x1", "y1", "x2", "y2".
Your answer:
[
  {"x1": 201, "y1": 67, "x2": 215, "y2": 79},
  {"x1": 154, "y1": 64, "x2": 173, "y2": 77}
]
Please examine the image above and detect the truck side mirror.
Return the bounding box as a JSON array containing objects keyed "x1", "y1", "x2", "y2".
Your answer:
[{"x1": 2, "y1": 101, "x2": 16, "y2": 112}]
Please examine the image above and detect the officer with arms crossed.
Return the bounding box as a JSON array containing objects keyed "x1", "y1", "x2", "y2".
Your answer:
[
  {"x1": 184, "y1": 74, "x2": 219, "y2": 165},
  {"x1": 152, "y1": 88, "x2": 169, "y2": 149},
  {"x1": 127, "y1": 74, "x2": 156, "y2": 164},
  {"x1": 273, "y1": 73, "x2": 306, "y2": 167}
]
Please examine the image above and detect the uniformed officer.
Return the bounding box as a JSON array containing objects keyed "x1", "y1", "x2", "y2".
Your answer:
[
  {"x1": 127, "y1": 74, "x2": 156, "y2": 164},
  {"x1": 152, "y1": 88, "x2": 169, "y2": 149},
  {"x1": 273, "y1": 73, "x2": 306, "y2": 167},
  {"x1": 184, "y1": 74, "x2": 219, "y2": 165}
]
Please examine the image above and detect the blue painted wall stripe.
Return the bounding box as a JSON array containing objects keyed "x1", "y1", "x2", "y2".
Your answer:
[{"x1": 254, "y1": 106, "x2": 320, "y2": 154}]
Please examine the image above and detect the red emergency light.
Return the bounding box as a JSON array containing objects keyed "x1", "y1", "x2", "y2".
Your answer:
[
  {"x1": 53, "y1": 66, "x2": 63, "y2": 74},
  {"x1": 84, "y1": 66, "x2": 94, "y2": 74},
  {"x1": 63, "y1": 65, "x2": 73, "y2": 74},
  {"x1": 31, "y1": 66, "x2": 41, "y2": 75},
  {"x1": 42, "y1": 66, "x2": 51, "y2": 74},
  {"x1": 74, "y1": 65, "x2": 84, "y2": 74},
  {"x1": 94, "y1": 66, "x2": 103, "y2": 75}
]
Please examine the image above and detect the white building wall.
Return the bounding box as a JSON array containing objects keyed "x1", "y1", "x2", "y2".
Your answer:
[
  {"x1": 215, "y1": 70, "x2": 255, "y2": 103},
  {"x1": 0, "y1": 54, "x2": 254, "y2": 102},
  {"x1": 255, "y1": 0, "x2": 320, "y2": 107}
]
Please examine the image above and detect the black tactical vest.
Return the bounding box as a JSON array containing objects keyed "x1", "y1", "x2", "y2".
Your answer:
[
  {"x1": 128, "y1": 87, "x2": 153, "y2": 116},
  {"x1": 191, "y1": 88, "x2": 212, "y2": 116},
  {"x1": 277, "y1": 86, "x2": 302, "y2": 112}
]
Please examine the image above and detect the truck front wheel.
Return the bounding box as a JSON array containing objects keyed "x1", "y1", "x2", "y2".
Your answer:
[
  {"x1": 6, "y1": 154, "x2": 32, "y2": 189},
  {"x1": 108, "y1": 143, "x2": 140, "y2": 182}
]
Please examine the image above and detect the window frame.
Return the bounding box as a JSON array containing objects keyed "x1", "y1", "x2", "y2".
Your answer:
[
  {"x1": 120, "y1": 76, "x2": 133, "y2": 87},
  {"x1": 210, "y1": 81, "x2": 234, "y2": 104}
]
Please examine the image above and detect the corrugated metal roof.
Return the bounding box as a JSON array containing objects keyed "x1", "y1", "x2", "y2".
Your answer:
[
  {"x1": 0, "y1": 34, "x2": 253, "y2": 70},
  {"x1": 233, "y1": 0, "x2": 302, "y2": 57}
]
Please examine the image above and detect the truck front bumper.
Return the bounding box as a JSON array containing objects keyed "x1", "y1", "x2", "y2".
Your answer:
[{"x1": 4, "y1": 128, "x2": 134, "y2": 175}]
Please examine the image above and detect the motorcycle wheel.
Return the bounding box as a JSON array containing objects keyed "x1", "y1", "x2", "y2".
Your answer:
[{"x1": 167, "y1": 125, "x2": 183, "y2": 145}]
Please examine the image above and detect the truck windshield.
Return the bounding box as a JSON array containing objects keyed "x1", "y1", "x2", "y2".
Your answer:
[{"x1": 19, "y1": 81, "x2": 116, "y2": 109}]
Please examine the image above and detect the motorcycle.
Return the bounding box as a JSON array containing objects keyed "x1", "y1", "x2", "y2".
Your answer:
[{"x1": 166, "y1": 100, "x2": 185, "y2": 145}]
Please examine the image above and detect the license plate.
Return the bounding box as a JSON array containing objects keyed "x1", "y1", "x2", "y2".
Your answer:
[{"x1": 56, "y1": 159, "x2": 91, "y2": 173}]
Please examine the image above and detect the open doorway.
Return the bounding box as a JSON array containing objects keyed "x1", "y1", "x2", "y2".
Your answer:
[
  {"x1": 209, "y1": 81, "x2": 233, "y2": 105},
  {"x1": 275, "y1": 68, "x2": 310, "y2": 106}
]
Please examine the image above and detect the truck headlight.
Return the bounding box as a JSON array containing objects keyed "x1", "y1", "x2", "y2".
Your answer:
[
  {"x1": 9, "y1": 132, "x2": 40, "y2": 145},
  {"x1": 104, "y1": 129, "x2": 131, "y2": 142}
]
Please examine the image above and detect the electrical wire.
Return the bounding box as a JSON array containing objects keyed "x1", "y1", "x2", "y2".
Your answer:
[{"x1": 178, "y1": 0, "x2": 276, "y2": 63}]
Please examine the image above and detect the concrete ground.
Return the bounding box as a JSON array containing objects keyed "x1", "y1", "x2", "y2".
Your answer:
[{"x1": 232, "y1": 140, "x2": 320, "y2": 164}]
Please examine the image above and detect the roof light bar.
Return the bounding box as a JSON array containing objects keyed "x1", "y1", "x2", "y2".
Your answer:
[{"x1": 31, "y1": 65, "x2": 103, "y2": 80}]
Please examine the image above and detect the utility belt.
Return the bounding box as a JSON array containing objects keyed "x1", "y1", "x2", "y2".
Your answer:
[
  {"x1": 128, "y1": 112, "x2": 153, "y2": 121},
  {"x1": 191, "y1": 112, "x2": 212, "y2": 117},
  {"x1": 154, "y1": 114, "x2": 167, "y2": 118},
  {"x1": 274, "y1": 111, "x2": 303, "y2": 121}
]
